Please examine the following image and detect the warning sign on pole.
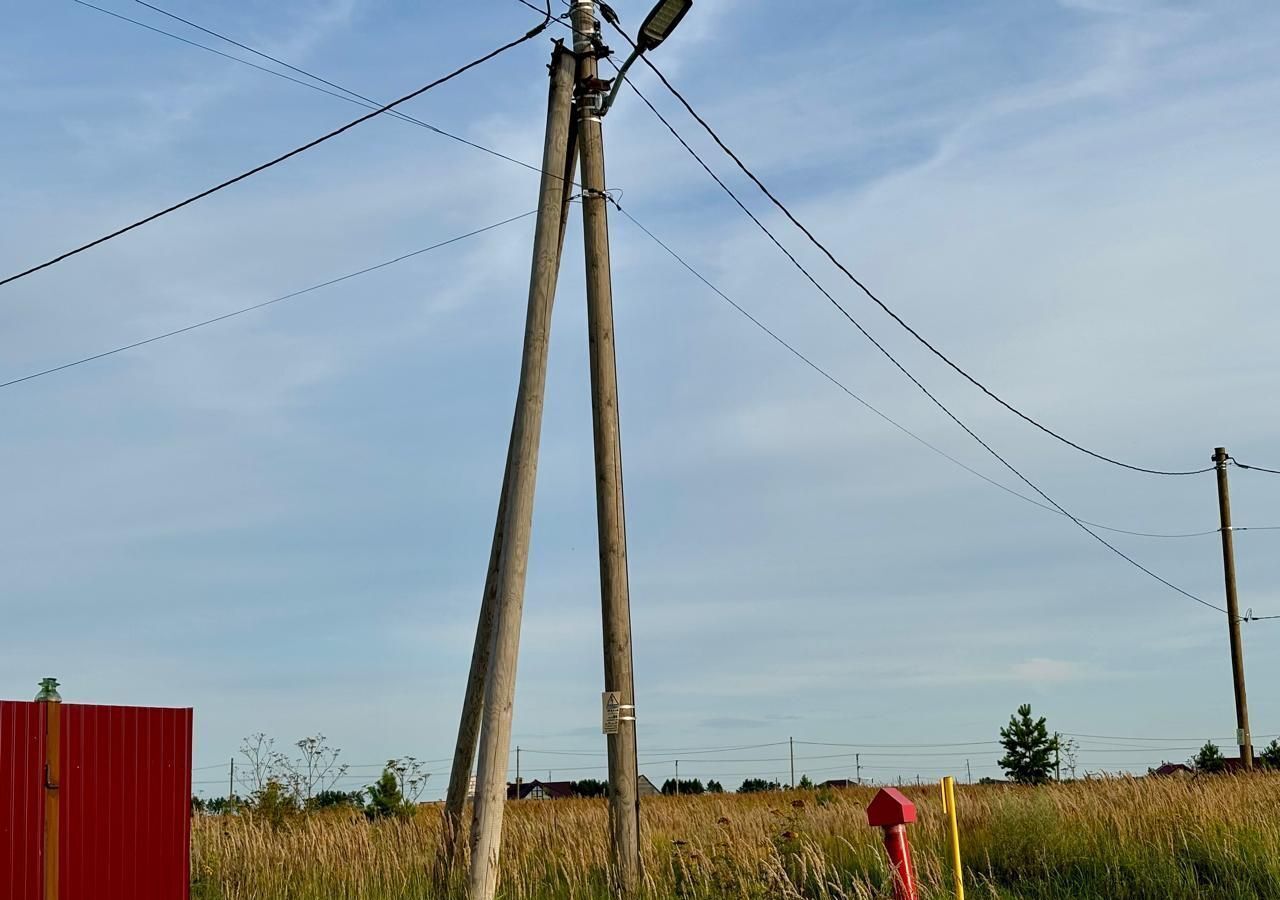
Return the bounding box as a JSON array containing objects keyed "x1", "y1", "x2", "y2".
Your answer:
[{"x1": 602, "y1": 691, "x2": 621, "y2": 735}]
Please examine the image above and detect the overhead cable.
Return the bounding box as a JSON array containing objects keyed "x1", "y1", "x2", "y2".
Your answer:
[
  {"x1": 0, "y1": 14, "x2": 550, "y2": 289},
  {"x1": 614, "y1": 209, "x2": 1252, "y2": 543},
  {"x1": 605, "y1": 23, "x2": 1212, "y2": 479},
  {"x1": 601, "y1": 154, "x2": 1222, "y2": 614},
  {"x1": 70, "y1": 0, "x2": 572, "y2": 185},
  {"x1": 0, "y1": 209, "x2": 538, "y2": 390}
]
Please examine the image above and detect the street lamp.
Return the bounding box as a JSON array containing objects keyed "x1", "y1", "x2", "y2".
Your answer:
[{"x1": 600, "y1": 0, "x2": 694, "y2": 114}]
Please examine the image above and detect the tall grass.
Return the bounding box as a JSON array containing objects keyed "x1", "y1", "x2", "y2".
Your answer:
[{"x1": 193, "y1": 774, "x2": 1280, "y2": 899}]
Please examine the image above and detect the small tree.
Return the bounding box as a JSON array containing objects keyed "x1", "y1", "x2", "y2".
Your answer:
[
  {"x1": 252, "y1": 779, "x2": 299, "y2": 830},
  {"x1": 798, "y1": 774, "x2": 815, "y2": 790},
  {"x1": 737, "y1": 778, "x2": 780, "y2": 794},
  {"x1": 706, "y1": 780, "x2": 724, "y2": 794},
  {"x1": 205, "y1": 796, "x2": 240, "y2": 815},
  {"x1": 1260, "y1": 739, "x2": 1280, "y2": 770},
  {"x1": 661, "y1": 778, "x2": 704, "y2": 795},
  {"x1": 310, "y1": 789, "x2": 365, "y2": 811},
  {"x1": 998, "y1": 704, "x2": 1056, "y2": 785},
  {"x1": 366, "y1": 766, "x2": 412, "y2": 819},
  {"x1": 573, "y1": 778, "x2": 608, "y2": 798},
  {"x1": 1193, "y1": 741, "x2": 1226, "y2": 774}
]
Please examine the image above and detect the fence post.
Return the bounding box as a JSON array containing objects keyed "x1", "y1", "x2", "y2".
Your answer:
[
  {"x1": 36, "y1": 677, "x2": 61, "y2": 900},
  {"x1": 866, "y1": 787, "x2": 919, "y2": 900}
]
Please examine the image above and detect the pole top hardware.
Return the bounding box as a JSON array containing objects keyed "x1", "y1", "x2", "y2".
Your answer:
[{"x1": 36, "y1": 677, "x2": 61, "y2": 702}]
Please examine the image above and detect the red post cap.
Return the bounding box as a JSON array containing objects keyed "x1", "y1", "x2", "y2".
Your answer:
[{"x1": 866, "y1": 787, "x2": 917, "y2": 827}]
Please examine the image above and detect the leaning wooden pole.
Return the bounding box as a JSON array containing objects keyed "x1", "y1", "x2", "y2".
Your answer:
[
  {"x1": 465, "y1": 43, "x2": 577, "y2": 900},
  {"x1": 441, "y1": 427, "x2": 513, "y2": 867}
]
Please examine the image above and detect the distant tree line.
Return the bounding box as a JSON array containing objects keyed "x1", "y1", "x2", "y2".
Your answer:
[{"x1": 192, "y1": 734, "x2": 429, "y2": 824}]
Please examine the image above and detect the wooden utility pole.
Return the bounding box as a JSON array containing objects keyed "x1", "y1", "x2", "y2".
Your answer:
[
  {"x1": 674, "y1": 760, "x2": 679, "y2": 796},
  {"x1": 229, "y1": 757, "x2": 235, "y2": 803},
  {"x1": 464, "y1": 44, "x2": 578, "y2": 900},
  {"x1": 789, "y1": 737, "x2": 795, "y2": 789},
  {"x1": 571, "y1": 0, "x2": 643, "y2": 892},
  {"x1": 1213, "y1": 447, "x2": 1253, "y2": 769}
]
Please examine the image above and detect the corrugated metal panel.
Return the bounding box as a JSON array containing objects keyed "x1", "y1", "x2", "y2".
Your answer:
[
  {"x1": 60, "y1": 703, "x2": 193, "y2": 900},
  {"x1": 0, "y1": 700, "x2": 45, "y2": 900}
]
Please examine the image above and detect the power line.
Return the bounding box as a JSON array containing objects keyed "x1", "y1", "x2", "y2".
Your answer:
[
  {"x1": 614, "y1": 209, "x2": 1249, "y2": 543},
  {"x1": 70, "y1": 0, "x2": 573, "y2": 187},
  {"x1": 795, "y1": 739, "x2": 997, "y2": 749},
  {"x1": 605, "y1": 180, "x2": 1223, "y2": 615},
  {"x1": 1232, "y1": 460, "x2": 1280, "y2": 476},
  {"x1": 66, "y1": 1, "x2": 1280, "y2": 549},
  {"x1": 602, "y1": 23, "x2": 1212, "y2": 479},
  {"x1": 0, "y1": 209, "x2": 538, "y2": 390},
  {"x1": 0, "y1": 15, "x2": 550, "y2": 289}
]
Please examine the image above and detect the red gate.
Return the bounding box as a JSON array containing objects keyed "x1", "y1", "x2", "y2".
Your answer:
[{"x1": 0, "y1": 696, "x2": 192, "y2": 900}]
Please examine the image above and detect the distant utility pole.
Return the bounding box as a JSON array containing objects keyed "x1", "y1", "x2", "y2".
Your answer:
[
  {"x1": 856, "y1": 753, "x2": 861, "y2": 785},
  {"x1": 1214, "y1": 447, "x2": 1253, "y2": 769},
  {"x1": 965, "y1": 759, "x2": 972, "y2": 785},
  {"x1": 674, "y1": 761, "x2": 679, "y2": 797},
  {"x1": 789, "y1": 737, "x2": 795, "y2": 789},
  {"x1": 462, "y1": 43, "x2": 578, "y2": 900},
  {"x1": 1054, "y1": 732, "x2": 1061, "y2": 782},
  {"x1": 571, "y1": 0, "x2": 642, "y2": 894},
  {"x1": 228, "y1": 757, "x2": 235, "y2": 802},
  {"x1": 516, "y1": 746, "x2": 522, "y2": 799}
]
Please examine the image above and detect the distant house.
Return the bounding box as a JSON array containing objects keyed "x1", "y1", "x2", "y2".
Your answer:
[
  {"x1": 1151, "y1": 763, "x2": 1193, "y2": 777},
  {"x1": 637, "y1": 775, "x2": 660, "y2": 797},
  {"x1": 507, "y1": 780, "x2": 576, "y2": 800},
  {"x1": 819, "y1": 779, "x2": 858, "y2": 789}
]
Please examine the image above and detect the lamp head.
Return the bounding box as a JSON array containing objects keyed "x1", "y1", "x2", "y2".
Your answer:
[{"x1": 638, "y1": 0, "x2": 693, "y2": 51}]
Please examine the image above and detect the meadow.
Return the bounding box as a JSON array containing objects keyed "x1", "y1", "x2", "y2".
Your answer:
[{"x1": 192, "y1": 774, "x2": 1280, "y2": 900}]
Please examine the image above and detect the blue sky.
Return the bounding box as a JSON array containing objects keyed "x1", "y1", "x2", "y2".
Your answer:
[{"x1": 3, "y1": 0, "x2": 1280, "y2": 797}]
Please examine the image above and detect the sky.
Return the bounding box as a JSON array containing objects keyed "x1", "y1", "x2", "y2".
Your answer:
[{"x1": 3, "y1": 0, "x2": 1280, "y2": 798}]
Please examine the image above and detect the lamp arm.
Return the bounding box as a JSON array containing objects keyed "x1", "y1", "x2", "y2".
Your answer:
[{"x1": 600, "y1": 46, "x2": 642, "y2": 115}]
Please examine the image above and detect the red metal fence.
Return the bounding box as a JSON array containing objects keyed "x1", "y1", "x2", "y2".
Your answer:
[
  {"x1": 1, "y1": 700, "x2": 47, "y2": 900},
  {"x1": 0, "y1": 700, "x2": 192, "y2": 900}
]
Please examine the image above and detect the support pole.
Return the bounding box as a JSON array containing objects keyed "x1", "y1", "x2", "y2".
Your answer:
[
  {"x1": 229, "y1": 757, "x2": 235, "y2": 804},
  {"x1": 1213, "y1": 447, "x2": 1253, "y2": 769},
  {"x1": 443, "y1": 75, "x2": 579, "y2": 867},
  {"x1": 464, "y1": 44, "x2": 577, "y2": 900},
  {"x1": 571, "y1": 1, "x2": 641, "y2": 892},
  {"x1": 790, "y1": 736, "x2": 795, "y2": 789},
  {"x1": 37, "y1": 677, "x2": 61, "y2": 900}
]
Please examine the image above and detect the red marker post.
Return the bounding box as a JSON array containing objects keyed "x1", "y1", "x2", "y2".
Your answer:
[{"x1": 867, "y1": 787, "x2": 920, "y2": 900}]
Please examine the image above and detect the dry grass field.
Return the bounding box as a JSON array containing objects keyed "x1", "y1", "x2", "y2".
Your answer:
[{"x1": 192, "y1": 774, "x2": 1280, "y2": 899}]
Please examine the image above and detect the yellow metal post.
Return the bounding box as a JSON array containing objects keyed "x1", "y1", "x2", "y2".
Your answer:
[{"x1": 940, "y1": 776, "x2": 964, "y2": 899}]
